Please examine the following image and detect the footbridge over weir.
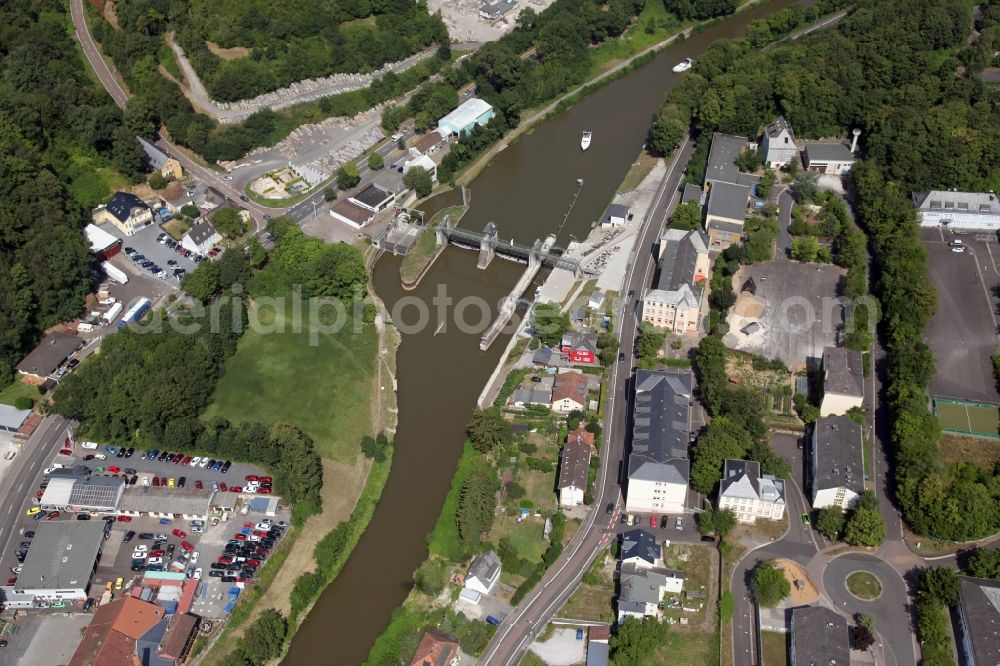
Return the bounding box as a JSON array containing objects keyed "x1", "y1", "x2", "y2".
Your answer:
[{"x1": 434, "y1": 223, "x2": 595, "y2": 350}]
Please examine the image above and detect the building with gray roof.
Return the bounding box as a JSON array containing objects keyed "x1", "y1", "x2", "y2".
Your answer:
[
  {"x1": 820, "y1": 346, "x2": 864, "y2": 416},
  {"x1": 705, "y1": 181, "x2": 750, "y2": 249},
  {"x1": 803, "y1": 142, "x2": 856, "y2": 175},
  {"x1": 39, "y1": 475, "x2": 125, "y2": 513},
  {"x1": 681, "y1": 183, "x2": 704, "y2": 205},
  {"x1": 810, "y1": 415, "x2": 864, "y2": 510},
  {"x1": 465, "y1": 550, "x2": 502, "y2": 596},
  {"x1": 790, "y1": 606, "x2": 849, "y2": 666},
  {"x1": 619, "y1": 529, "x2": 660, "y2": 568},
  {"x1": 625, "y1": 370, "x2": 692, "y2": 514},
  {"x1": 760, "y1": 116, "x2": 797, "y2": 167},
  {"x1": 0, "y1": 404, "x2": 32, "y2": 433},
  {"x1": 2, "y1": 520, "x2": 106, "y2": 606},
  {"x1": 617, "y1": 562, "x2": 685, "y2": 622},
  {"x1": 705, "y1": 133, "x2": 748, "y2": 186},
  {"x1": 717, "y1": 459, "x2": 786, "y2": 523},
  {"x1": 117, "y1": 487, "x2": 214, "y2": 520},
  {"x1": 913, "y1": 190, "x2": 1000, "y2": 230},
  {"x1": 16, "y1": 332, "x2": 83, "y2": 382},
  {"x1": 957, "y1": 576, "x2": 1000, "y2": 666}
]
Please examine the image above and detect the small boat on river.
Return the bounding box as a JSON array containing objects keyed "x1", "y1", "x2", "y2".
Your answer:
[{"x1": 580, "y1": 131, "x2": 592, "y2": 150}]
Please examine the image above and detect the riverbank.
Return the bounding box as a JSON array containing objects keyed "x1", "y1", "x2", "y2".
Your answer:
[{"x1": 400, "y1": 204, "x2": 468, "y2": 288}]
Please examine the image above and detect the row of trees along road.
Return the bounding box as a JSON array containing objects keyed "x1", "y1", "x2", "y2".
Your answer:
[{"x1": 652, "y1": 0, "x2": 1000, "y2": 541}]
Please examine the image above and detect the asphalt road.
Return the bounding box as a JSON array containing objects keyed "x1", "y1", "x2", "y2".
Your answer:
[
  {"x1": 0, "y1": 417, "x2": 73, "y2": 575},
  {"x1": 478, "y1": 136, "x2": 696, "y2": 666}
]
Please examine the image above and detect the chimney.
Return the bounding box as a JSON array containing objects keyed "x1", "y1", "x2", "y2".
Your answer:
[{"x1": 850, "y1": 129, "x2": 861, "y2": 154}]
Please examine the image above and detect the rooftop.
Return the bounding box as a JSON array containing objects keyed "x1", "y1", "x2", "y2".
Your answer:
[
  {"x1": 719, "y1": 459, "x2": 785, "y2": 503},
  {"x1": 158, "y1": 613, "x2": 199, "y2": 661},
  {"x1": 438, "y1": 98, "x2": 494, "y2": 131},
  {"x1": 630, "y1": 370, "x2": 691, "y2": 463},
  {"x1": 16, "y1": 332, "x2": 82, "y2": 378},
  {"x1": 136, "y1": 137, "x2": 170, "y2": 170},
  {"x1": 823, "y1": 346, "x2": 864, "y2": 398},
  {"x1": 468, "y1": 550, "x2": 501, "y2": 583},
  {"x1": 657, "y1": 229, "x2": 708, "y2": 292},
  {"x1": 351, "y1": 183, "x2": 395, "y2": 209},
  {"x1": 104, "y1": 191, "x2": 149, "y2": 223},
  {"x1": 409, "y1": 630, "x2": 460, "y2": 666},
  {"x1": 790, "y1": 606, "x2": 850, "y2": 666},
  {"x1": 605, "y1": 203, "x2": 631, "y2": 222},
  {"x1": 413, "y1": 131, "x2": 443, "y2": 155},
  {"x1": 15, "y1": 520, "x2": 107, "y2": 591},
  {"x1": 481, "y1": 0, "x2": 518, "y2": 18},
  {"x1": 561, "y1": 331, "x2": 598, "y2": 354},
  {"x1": 705, "y1": 133, "x2": 748, "y2": 185},
  {"x1": 558, "y1": 431, "x2": 594, "y2": 491},
  {"x1": 552, "y1": 371, "x2": 588, "y2": 405},
  {"x1": 958, "y1": 576, "x2": 1000, "y2": 666},
  {"x1": 619, "y1": 563, "x2": 686, "y2": 605},
  {"x1": 804, "y1": 142, "x2": 855, "y2": 163},
  {"x1": 187, "y1": 220, "x2": 219, "y2": 247},
  {"x1": 118, "y1": 486, "x2": 214, "y2": 516},
  {"x1": 706, "y1": 181, "x2": 751, "y2": 222},
  {"x1": 643, "y1": 283, "x2": 700, "y2": 309},
  {"x1": 332, "y1": 199, "x2": 373, "y2": 224},
  {"x1": 681, "y1": 183, "x2": 705, "y2": 205},
  {"x1": 0, "y1": 403, "x2": 32, "y2": 431},
  {"x1": 68, "y1": 475, "x2": 126, "y2": 509},
  {"x1": 85, "y1": 223, "x2": 120, "y2": 253},
  {"x1": 764, "y1": 116, "x2": 796, "y2": 142},
  {"x1": 620, "y1": 528, "x2": 659, "y2": 565},
  {"x1": 913, "y1": 190, "x2": 1000, "y2": 215},
  {"x1": 812, "y1": 415, "x2": 864, "y2": 494}
]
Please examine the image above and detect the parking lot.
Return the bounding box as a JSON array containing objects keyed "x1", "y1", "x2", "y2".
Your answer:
[
  {"x1": 724, "y1": 261, "x2": 844, "y2": 371},
  {"x1": 98, "y1": 221, "x2": 203, "y2": 285},
  {"x1": 921, "y1": 228, "x2": 1000, "y2": 403}
]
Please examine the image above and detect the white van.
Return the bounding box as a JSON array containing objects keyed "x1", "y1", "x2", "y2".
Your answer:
[{"x1": 81, "y1": 441, "x2": 99, "y2": 450}]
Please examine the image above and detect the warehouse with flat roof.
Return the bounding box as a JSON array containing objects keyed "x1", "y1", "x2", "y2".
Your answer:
[
  {"x1": 39, "y1": 475, "x2": 126, "y2": 513},
  {"x1": 437, "y1": 99, "x2": 495, "y2": 137},
  {"x1": 117, "y1": 487, "x2": 214, "y2": 520},
  {"x1": 2, "y1": 520, "x2": 107, "y2": 607}
]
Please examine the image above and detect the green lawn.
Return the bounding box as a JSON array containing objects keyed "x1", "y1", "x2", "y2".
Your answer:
[
  {"x1": 64, "y1": 150, "x2": 129, "y2": 210},
  {"x1": 589, "y1": 2, "x2": 682, "y2": 74},
  {"x1": 761, "y1": 631, "x2": 788, "y2": 666},
  {"x1": 846, "y1": 571, "x2": 882, "y2": 600},
  {"x1": 491, "y1": 517, "x2": 548, "y2": 564},
  {"x1": 651, "y1": 630, "x2": 718, "y2": 665},
  {"x1": 203, "y1": 296, "x2": 378, "y2": 462},
  {"x1": 0, "y1": 381, "x2": 40, "y2": 408}
]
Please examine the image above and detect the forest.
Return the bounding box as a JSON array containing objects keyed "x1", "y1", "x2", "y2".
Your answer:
[
  {"x1": 657, "y1": 0, "x2": 1000, "y2": 540},
  {"x1": 0, "y1": 1, "x2": 148, "y2": 387}
]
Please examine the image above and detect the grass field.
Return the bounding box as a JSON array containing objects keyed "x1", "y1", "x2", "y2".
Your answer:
[
  {"x1": 936, "y1": 399, "x2": 1000, "y2": 437},
  {"x1": 761, "y1": 631, "x2": 788, "y2": 666},
  {"x1": 939, "y1": 433, "x2": 1000, "y2": 470},
  {"x1": 426, "y1": 441, "x2": 479, "y2": 560},
  {"x1": 0, "y1": 381, "x2": 40, "y2": 408},
  {"x1": 589, "y1": 1, "x2": 682, "y2": 75},
  {"x1": 652, "y1": 630, "x2": 719, "y2": 665},
  {"x1": 847, "y1": 571, "x2": 882, "y2": 600},
  {"x1": 64, "y1": 150, "x2": 129, "y2": 210},
  {"x1": 203, "y1": 296, "x2": 378, "y2": 462}
]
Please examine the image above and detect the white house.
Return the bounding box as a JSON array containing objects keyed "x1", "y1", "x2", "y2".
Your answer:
[
  {"x1": 550, "y1": 371, "x2": 588, "y2": 414},
  {"x1": 602, "y1": 203, "x2": 631, "y2": 228},
  {"x1": 403, "y1": 154, "x2": 438, "y2": 182},
  {"x1": 464, "y1": 550, "x2": 501, "y2": 598},
  {"x1": 619, "y1": 529, "x2": 661, "y2": 569},
  {"x1": 820, "y1": 346, "x2": 864, "y2": 417},
  {"x1": 558, "y1": 427, "x2": 594, "y2": 507},
  {"x1": 913, "y1": 190, "x2": 1000, "y2": 230},
  {"x1": 349, "y1": 183, "x2": 396, "y2": 213},
  {"x1": 717, "y1": 459, "x2": 786, "y2": 523},
  {"x1": 810, "y1": 416, "x2": 864, "y2": 510},
  {"x1": 92, "y1": 192, "x2": 152, "y2": 237},
  {"x1": 617, "y1": 563, "x2": 685, "y2": 622},
  {"x1": 181, "y1": 220, "x2": 222, "y2": 256},
  {"x1": 437, "y1": 99, "x2": 494, "y2": 137},
  {"x1": 625, "y1": 371, "x2": 692, "y2": 515},
  {"x1": 760, "y1": 117, "x2": 797, "y2": 168},
  {"x1": 803, "y1": 142, "x2": 856, "y2": 175}
]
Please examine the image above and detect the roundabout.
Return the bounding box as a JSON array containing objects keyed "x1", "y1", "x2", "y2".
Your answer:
[{"x1": 846, "y1": 570, "x2": 883, "y2": 600}]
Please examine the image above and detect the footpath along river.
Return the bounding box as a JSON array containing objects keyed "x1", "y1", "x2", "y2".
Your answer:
[{"x1": 283, "y1": 1, "x2": 807, "y2": 662}]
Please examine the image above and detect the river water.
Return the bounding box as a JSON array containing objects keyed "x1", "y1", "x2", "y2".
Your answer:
[{"x1": 283, "y1": 1, "x2": 803, "y2": 662}]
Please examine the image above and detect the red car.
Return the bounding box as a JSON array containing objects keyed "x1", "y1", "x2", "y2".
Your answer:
[
  {"x1": 218, "y1": 555, "x2": 233, "y2": 564},
  {"x1": 45, "y1": 511, "x2": 60, "y2": 520},
  {"x1": 172, "y1": 454, "x2": 182, "y2": 464},
  {"x1": 107, "y1": 466, "x2": 120, "y2": 474},
  {"x1": 35, "y1": 490, "x2": 44, "y2": 498},
  {"x1": 259, "y1": 476, "x2": 272, "y2": 484},
  {"x1": 246, "y1": 559, "x2": 261, "y2": 567},
  {"x1": 172, "y1": 529, "x2": 186, "y2": 538},
  {"x1": 151, "y1": 550, "x2": 165, "y2": 557},
  {"x1": 116, "y1": 515, "x2": 132, "y2": 522},
  {"x1": 245, "y1": 475, "x2": 258, "y2": 483},
  {"x1": 6, "y1": 577, "x2": 16, "y2": 585},
  {"x1": 243, "y1": 522, "x2": 255, "y2": 529},
  {"x1": 180, "y1": 541, "x2": 194, "y2": 552},
  {"x1": 64, "y1": 437, "x2": 72, "y2": 448},
  {"x1": 252, "y1": 530, "x2": 266, "y2": 537},
  {"x1": 152, "y1": 477, "x2": 160, "y2": 487},
  {"x1": 59, "y1": 448, "x2": 73, "y2": 456},
  {"x1": 258, "y1": 488, "x2": 272, "y2": 495},
  {"x1": 255, "y1": 548, "x2": 269, "y2": 556},
  {"x1": 649, "y1": 515, "x2": 657, "y2": 529},
  {"x1": 219, "y1": 482, "x2": 228, "y2": 492},
  {"x1": 233, "y1": 534, "x2": 247, "y2": 541},
  {"x1": 194, "y1": 480, "x2": 203, "y2": 490}
]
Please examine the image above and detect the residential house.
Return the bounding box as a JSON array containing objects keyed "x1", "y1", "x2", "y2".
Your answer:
[
  {"x1": 956, "y1": 576, "x2": 1000, "y2": 666},
  {"x1": 136, "y1": 137, "x2": 184, "y2": 181},
  {"x1": 403, "y1": 154, "x2": 438, "y2": 182},
  {"x1": 588, "y1": 290, "x2": 605, "y2": 310},
  {"x1": 550, "y1": 371, "x2": 588, "y2": 413},
  {"x1": 625, "y1": 371, "x2": 692, "y2": 514},
  {"x1": 510, "y1": 387, "x2": 552, "y2": 409},
  {"x1": 330, "y1": 199, "x2": 375, "y2": 228},
  {"x1": 558, "y1": 427, "x2": 595, "y2": 506},
  {"x1": 2, "y1": 520, "x2": 106, "y2": 607},
  {"x1": 16, "y1": 332, "x2": 83, "y2": 384},
  {"x1": 642, "y1": 229, "x2": 709, "y2": 332},
  {"x1": 789, "y1": 606, "x2": 850, "y2": 666},
  {"x1": 810, "y1": 415, "x2": 864, "y2": 510},
  {"x1": 704, "y1": 181, "x2": 751, "y2": 249},
  {"x1": 760, "y1": 117, "x2": 797, "y2": 168},
  {"x1": 464, "y1": 550, "x2": 502, "y2": 597},
  {"x1": 803, "y1": 142, "x2": 856, "y2": 175},
  {"x1": 913, "y1": 190, "x2": 1000, "y2": 230},
  {"x1": 438, "y1": 99, "x2": 495, "y2": 137},
  {"x1": 413, "y1": 131, "x2": 443, "y2": 155},
  {"x1": 820, "y1": 346, "x2": 864, "y2": 417},
  {"x1": 409, "y1": 631, "x2": 460, "y2": 666},
  {"x1": 602, "y1": 203, "x2": 632, "y2": 228},
  {"x1": 717, "y1": 459, "x2": 786, "y2": 523},
  {"x1": 181, "y1": 220, "x2": 221, "y2": 256},
  {"x1": 84, "y1": 223, "x2": 122, "y2": 260},
  {"x1": 479, "y1": 0, "x2": 518, "y2": 21},
  {"x1": 617, "y1": 563, "x2": 685, "y2": 622},
  {"x1": 704, "y1": 133, "x2": 749, "y2": 188},
  {"x1": 619, "y1": 529, "x2": 661, "y2": 569},
  {"x1": 561, "y1": 332, "x2": 599, "y2": 365},
  {"x1": 159, "y1": 182, "x2": 193, "y2": 213},
  {"x1": 350, "y1": 183, "x2": 396, "y2": 213},
  {"x1": 93, "y1": 192, "x2": 153, "y2": 237}
]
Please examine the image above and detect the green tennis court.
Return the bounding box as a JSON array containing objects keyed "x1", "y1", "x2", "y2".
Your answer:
[{"x1": 934, "y1": 398, "x2": 1000, "y2": 439}]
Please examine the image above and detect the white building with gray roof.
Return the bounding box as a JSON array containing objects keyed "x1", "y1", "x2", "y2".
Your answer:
[
  {"x1": 957, "y1": 576, "x2": 1000, "y2": 666},
  {"x1": 820, "y1": 346, "x2": 865, "y2": 416},
  {"x1": 464, "y1": 550, "x2": 501, "y2": 599},
  {"x1": 913, "y1": 190, "x2": 1000, "y2": 230},
  {"x1": 790, "y1": 606, "x2": 849, "y2": 666},
  {"x1": 625, "y1": 370, "x2": 692, "y2": 514},
  {"x1": 803, "y1": 142, "x2": 856, "y2": 175},
  {"x1": 117, "y1": 487, "x2": 215, "y2": 520},
  {"x1": 617, "y1": 562, "x2": 685, "y2": 622},
  {"x1": 717, "y1": 459, "x2": 785, "y2": 523},
  {"x1": 642, "y1": 229, "x2": 709, "y2": 333},
  {"x1": 39, "y1": 475, "x2": 125, "y2": 513},
  {"x1": 810, "y1": 415, "x2": 864, "y2": 510},
  {"x1": 760, "y1": 116, "x2": 797, "y2": 168}
]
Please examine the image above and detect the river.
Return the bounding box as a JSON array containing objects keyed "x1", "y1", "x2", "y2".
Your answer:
[{"x1": 283, "y1": 1, "x2": 805, "y2": 662}]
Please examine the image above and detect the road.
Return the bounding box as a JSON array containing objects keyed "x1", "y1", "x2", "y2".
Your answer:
[
  {"x1": 0, "y1": 417, "x2": 73, "y2": 573},
  {"x1": 478, "y1": 136, "x2": 696, "y2": 666}
]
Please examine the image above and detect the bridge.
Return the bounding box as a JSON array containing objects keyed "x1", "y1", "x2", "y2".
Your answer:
[{"x1": 436, "y1": 224, "x2": 597, "y2": 275}]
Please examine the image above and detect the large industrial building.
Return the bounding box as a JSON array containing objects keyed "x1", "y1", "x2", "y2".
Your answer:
[
  {"x1": 437, "y1": 99, "x2": 494, "y2": 137},
  {"x1": 39, "y1": 475, "x2": 126, "y2": 514},
  {"x1": 2, "y1": 521, "x2": 107, "y2": 607}
]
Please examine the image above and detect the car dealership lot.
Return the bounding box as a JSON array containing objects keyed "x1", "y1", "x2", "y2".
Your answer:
[{"x1": 98, "y1": 222, "x2": 201, "y2": 284}]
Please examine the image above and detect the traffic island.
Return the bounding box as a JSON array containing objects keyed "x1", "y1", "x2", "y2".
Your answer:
[{"x1": 846, "y1": 570, "x2": 882, "y2": 600}]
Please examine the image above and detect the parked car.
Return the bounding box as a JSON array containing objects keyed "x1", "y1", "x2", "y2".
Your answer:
[
  {"x1": 45, "y1": 511, "x2": 60, "y2": 520},
  {"x1": 123, "y1": 531, "x2": 135, "y2": 543},
  {"x1": 172, "y1": 529, "x2": 186, "y2": 538},
  {"x1": 195, "y1": 480, "x2": 203, "y2": 490}
]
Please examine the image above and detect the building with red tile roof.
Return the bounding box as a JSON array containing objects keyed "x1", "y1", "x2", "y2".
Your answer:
[{"x1": 409, "y1": 631, "x2": 460, "y2": 666}]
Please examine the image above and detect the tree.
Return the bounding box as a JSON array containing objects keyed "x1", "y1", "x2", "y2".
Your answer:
[
  {"x1": 368, "y1": 152, "x2": 384, "y2": 170},
  {"x1": 791, "y1": 236, "x2": 819, "y2": 262},
  {"x1": 850, "y1": 624, "x2": 876, "y2": 651},
  {"x1": 336, "y1": 163, "x2": 361, "y2": 190},
  {"x1": 969, "y1": 548, "x2": 1000, "y2": 579},
  {"x1": 792, "y1": 170, "x2": 819, "y2": 203},
  {"x1": 747, "y1": 441, "x2": 791, "y2": 480},
  {"x1": 843, "y1": 506, "x2": 886, "y2": 547},
  {"x1": 669, "y1": 201, "x2": 702, "y2": 230},
  {"x1": 243, "y1": 609, "x2": 287, "y2": 661},
  {"x1": 466, "y1": 408, "x2": 512, "y2": 455},
  {"x1": 180, "y1": 261, "x2": 222, "y2": 302},
  {"x1": 149, "y1": 172, "x2": 167, "y2": 189},
  {"x1": 690, "y1": 417, "x2": 752, "y2": 493},
  {"x1": 180, "y1": 204, "x2": 201, "y2": 218},
  {"x1": 597, "y1": 331, "x2": 619, "y2": 366},
  {"x1": 414, "y1": 558, "x2": 446, "y2": 595},
  {"x1": 361, "y1": 434, "x2": 387, "y2": 462},
  {"x1": 323, "y1": 186, "x2": 337, "y2": 202},
  {"x1": 856, "y1": 612, "x2": 876, "y2": 630},
  {"x1": 609, "y1": 617, "x2": 671, "y2": 666},
  {"x1": 532, "y1": 304, "x2": 569, "y2": 346},
  {"x1": 635, "y1": 325, "x2": 666, "y2": 366},
  {"x1": 753, "y1": 561, "x2": 791, "y2": 608},
  {"x1": 456, "y1": 466, "x2": 499, "y2": 549},
  {"x1": 213, "y1": 207, "x2": 247, "y2": 239},
  {"x1": 816, "y1": 505, "x2": 846, "y2": 539},
  {"x1": 645, "y1": 17, "x2": 656, "y2": 34},
  {"x1": 919, "y1": 567, "x2": 959, "y2": 606},
  {"x1": 699, "y1": 507, "x2": 736, "y2": 536},
  {"x1": 403, "y1": 166, "x2": 434, "y2": 198}
]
